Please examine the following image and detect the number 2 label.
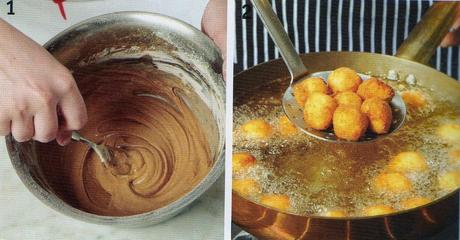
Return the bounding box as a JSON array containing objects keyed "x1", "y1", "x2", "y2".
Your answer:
[{"x1": 242, "y1": 3, "x2": 252, "y2": 19}]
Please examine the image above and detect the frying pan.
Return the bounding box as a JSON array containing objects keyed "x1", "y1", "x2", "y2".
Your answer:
[{"x1": 232, "y1": 2, "x2": 460, "y2": 239}]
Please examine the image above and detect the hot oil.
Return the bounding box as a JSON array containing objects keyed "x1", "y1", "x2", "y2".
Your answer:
[{"x1": 233, "y1": 77, "x2": 460, "y2": 216}]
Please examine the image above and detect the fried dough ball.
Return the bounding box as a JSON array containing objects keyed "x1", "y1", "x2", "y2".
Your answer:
[
  {"x1": 387, "y1": 151, "x2": 428, "y2": 173},
  {"x1": 293, "y1": 84, "x2": 308, "y2": 108},
  {"x1": 362, "y1": 205, "x2": 395, "y2": 216},
  {"x1": 279, "y1": 115, "x2": 298, "y2": 136},
  {"x1": 232, "y1": 179, "x2": 261, "y2": 197},
  {"x1": 373, "y1": 172, "x2": 413, "y2": 193},
  {"x1": 437, "y1": 124, "x2": 460, "y2": 142},
  {"x1": 400, "y1": 197, "x2": 431, "y2": 210},
  {"x1": 334, "y1": 91, "x2": 363, "y2": 109},
  {"x1": 361, "y1": 97, "x2": 393, "y2": 134},
  {"x1": 438, "y1": 171, "x2": 460, "y2": 191},
  {"x1": 401, "y1": 90, "x2": 427, "y2": 109},
  {"x1": 260, "y1": 194, "x2": 291, "y2": 212},
  {"x1": 357, "y1": 77, "x2": 395, "y2": 101},
  {"x1": 449, "y1": 149, "x2": 460, "y2": 164},
  {"x1": 304, "y1": 92, "x2": 338, "y2": 130},
  {"x1": 322, "y1": 209, "x2": 347, "y2": 217},
  {"x1": 232, "y1": 153, "x2": 256, "y2": 173},
  {"x1": 327, "y1": 67, "x2": 362, "y2": 93},
  {"x1": 293, "y1": 77, "x2": 329, "y2": 107},
  {"x1": 241, "y1": 119, "x2": 273, "y2": 139},
  {"x1": 333, "y1": 106, "x2": 369, "y2": 141}
]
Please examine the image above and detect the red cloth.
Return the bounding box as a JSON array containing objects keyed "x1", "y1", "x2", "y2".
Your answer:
[{"x1": 53, "y1": 0, "x2": 67, "y2": 20}]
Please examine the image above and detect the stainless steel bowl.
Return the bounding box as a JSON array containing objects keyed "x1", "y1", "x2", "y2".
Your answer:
[{"x1": 6, "y1": 11, "x2": 225, "y2": 227}]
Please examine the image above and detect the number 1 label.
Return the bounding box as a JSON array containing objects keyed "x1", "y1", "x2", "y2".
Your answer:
[{"x1": 7, "y1": 0, "x2": 14, "y2": 15}]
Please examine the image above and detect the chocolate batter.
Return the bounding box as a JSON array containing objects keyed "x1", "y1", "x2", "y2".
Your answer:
[{"x1": 37, "y1": 58, "x2": 213, "y2": 216}]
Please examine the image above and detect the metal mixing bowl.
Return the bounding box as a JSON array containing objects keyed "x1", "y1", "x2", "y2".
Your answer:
[{"x1": 6, "y1": 11, "x2": 225, "y2": 227}]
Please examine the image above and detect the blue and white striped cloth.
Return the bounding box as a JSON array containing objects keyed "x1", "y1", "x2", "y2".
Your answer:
[{"x1": 234, "y1": 0, "x2": 460, "y2": 81}]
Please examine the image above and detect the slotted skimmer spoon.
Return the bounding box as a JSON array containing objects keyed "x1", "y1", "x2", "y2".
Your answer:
[{"x1": 251, "y1": 0, "x2": 406, "y2": 142}]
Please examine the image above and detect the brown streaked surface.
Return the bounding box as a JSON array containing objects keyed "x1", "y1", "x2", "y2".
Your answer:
[{"x1": 36, "y1": 58, "x2": 213, "y2": 216}]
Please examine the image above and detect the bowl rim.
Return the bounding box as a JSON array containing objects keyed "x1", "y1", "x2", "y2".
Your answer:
[{"x1": 8, "y1": 11, "x2": 225, "y2": 226}]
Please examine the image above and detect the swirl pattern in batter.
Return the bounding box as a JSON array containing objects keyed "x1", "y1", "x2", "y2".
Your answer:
[{"x1": 37, "y1": 58, "x2": 214, "y2": 216}]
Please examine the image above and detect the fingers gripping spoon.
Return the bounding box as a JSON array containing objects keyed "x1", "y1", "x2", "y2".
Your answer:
[{"x1": 250, "y1": 0, "x2": 406, "y2": 143}]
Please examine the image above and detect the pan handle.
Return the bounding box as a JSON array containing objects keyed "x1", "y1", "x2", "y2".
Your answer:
[
  {"x1": 251, "y1": 0, "x2": 308, "y2": 81},
  {"x1": 396, "y1": 2, "x2": 458, "y2": 65}
]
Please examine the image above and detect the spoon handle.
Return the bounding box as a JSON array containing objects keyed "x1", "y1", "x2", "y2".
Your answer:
[
  {"x1": 71, "y1": 131, "x2": 94, "y2": 146},
  {"x1": 71, "y1": 131, "x2": 83, "y2": 141},
  {"x1": 251, "y1": 0, "x2": 308, "y2": 82},
  {"x1": 71, "y1": 131, "x2": 110, "y2": 166}
]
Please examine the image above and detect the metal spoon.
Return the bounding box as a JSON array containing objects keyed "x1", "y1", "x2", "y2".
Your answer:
[
  {"x1": 71, "y1": 131, "x2": 112, "y2": 166},
  {"x1": 251, "y1": 0, "x2": 406, "y2": 142}
]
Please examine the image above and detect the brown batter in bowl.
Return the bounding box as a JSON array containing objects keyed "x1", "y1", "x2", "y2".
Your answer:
[
  {"x1": 7, "y1": 12, "x2": 225, "y2": 225},
  {"x1": 37, "y1": 58, "x2": 214, "y2": 216}
]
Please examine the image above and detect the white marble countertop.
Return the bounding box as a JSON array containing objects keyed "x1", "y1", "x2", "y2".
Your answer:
[{"x1": 0, "y1": 1, "x2": 224, "y2": 239}]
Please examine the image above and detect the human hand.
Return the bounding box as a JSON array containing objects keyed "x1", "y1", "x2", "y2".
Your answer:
[
  {"x1": 0, "y1": 20, "x2": 87, "y2": 145},
  {"x1": 201, "y1": 0, "x2": 227, "y2": 78}
]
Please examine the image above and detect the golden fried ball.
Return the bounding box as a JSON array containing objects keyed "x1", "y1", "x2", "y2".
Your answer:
[
  {"x1": 293, "y1": 77, "x2": 329, "y2": 107},
  {"x1": 399, "y1": 197, "x2": 431, "y2": 210},
  {"x1": 438, "y1": 171, "x2": 460, "y2": 191},
  {"x1": 361, "y1": 97, "x2": 393, "y2": 134},
  {"x1": 357, "y1": 77, "x2": 395, "y2": 101},
  {"x1": 373, "y1": 172, "x2": 413, "y2": 193},
  {"x1": 333, "y1": 106, "x2": 369, "y2": 141},
  {"x1": 232, "y1": 153, "x2": 256, "y2": 173},
  {"x1": 401, "y1": 90, "x2": 427, "y2": 109},
  {"x1": 362, "y1": 205, "x2": 395, "y2": 216},
  {"x1": 293, "y1": 83, "x2": 308, "y2": 108},
  {"x1": 327, "y1": 67, "x2": 362, "y2": 93},
  {"x1": 334, "y1": 91, "x2": 363, "y2": 109},
  {"x1": 449, "y1": 149, "x2": 460, "y2": 164},
  {"x1": 437, "y1": 124, "x2": 460, "y2": 142},
  {"x1": 387, "y1": 151, "x2": 428, "y2": 173},
  {"x1": 304, "y1": 92, "x2": 338, "y2": 130},
  {"x1": 279, "y1": 115, "x2": 299, "y2": 136},
  {"x1": 322, "y1": 209, "x2": 347, "y2": 217},
  {"x1": 233, "y1": 179, "x2": 261, "y2": 197},
  {"x1": 241, "y1": 119, "x2": 273, "y2": 139},
  {"x1": 260, "y1": 194, "x2": 291, "y2": 212}
]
